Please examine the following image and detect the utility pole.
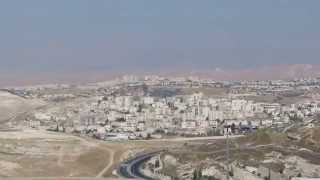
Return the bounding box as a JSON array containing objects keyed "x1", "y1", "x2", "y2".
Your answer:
[{"x1": 226, "y1": 126, "x2": 230, "y2": 180}]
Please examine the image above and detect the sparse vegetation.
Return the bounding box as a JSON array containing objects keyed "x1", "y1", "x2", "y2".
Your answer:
[{"x1": 242, "y1": 129, "x2": 288, "y2": 145}]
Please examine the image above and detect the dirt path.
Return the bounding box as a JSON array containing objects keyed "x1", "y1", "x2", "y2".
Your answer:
[
  {"x1": 96, "y1": 148, "x2": 115, "y2": 177},
  {"x1": 136, "y1": 135, "x2": 243, "y2": 142}
]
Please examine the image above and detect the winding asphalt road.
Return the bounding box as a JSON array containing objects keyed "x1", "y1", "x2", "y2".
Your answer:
[
  {"x1": 116, "y1": 135, "x2": 243, "y2": 179},
  {"x1": 117, "y1": 151, "x2": 161, "y2": 180}
]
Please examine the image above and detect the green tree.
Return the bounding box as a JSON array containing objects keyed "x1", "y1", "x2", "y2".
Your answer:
[{"x1": 193, "y1": 169, "x2": 198, "y2": 180}]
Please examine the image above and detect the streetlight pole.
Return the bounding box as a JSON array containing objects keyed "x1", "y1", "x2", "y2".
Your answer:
[{"x1": 226, "y1": 126, "x2": 230, "y2": 180}]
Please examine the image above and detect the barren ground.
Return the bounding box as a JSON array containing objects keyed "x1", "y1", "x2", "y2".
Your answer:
[
  {"x1": 0, "y1": 91, "x2": 44, "y2": 126},
  {"x1": 0, "y1": 129, "x2": 182, "y2": 178}
]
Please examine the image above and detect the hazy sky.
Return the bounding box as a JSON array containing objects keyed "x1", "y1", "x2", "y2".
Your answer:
[{"x1": 1, "y1": 0, "x2": 320, "y2": 76}]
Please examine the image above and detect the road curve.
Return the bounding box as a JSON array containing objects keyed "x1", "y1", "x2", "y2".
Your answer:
[
  {"x1": 117, "y1": 151, "x2": 160, "y2": 180},
  {"x1": 116, "y1": 135, "x2": 243, "y2": 179}
]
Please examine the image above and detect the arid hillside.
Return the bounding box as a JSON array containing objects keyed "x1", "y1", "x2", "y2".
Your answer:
[{"x1": 0, "y1": 91, "x2": 43, "y2": 125}]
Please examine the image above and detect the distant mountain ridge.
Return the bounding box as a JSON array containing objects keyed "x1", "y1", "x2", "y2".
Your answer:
[
  {"x1": 187, "y1": 64, "x2": 320, "y2": 80},
  {"x1": 1, "y1": 64, "x2": 320, "y2": 87}
]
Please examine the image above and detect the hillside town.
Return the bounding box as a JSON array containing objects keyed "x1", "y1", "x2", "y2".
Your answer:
[
  {"x1": 4, "y1": 75, "x2": 320, "y2": 141},
  {"x1": 2, "y1": 75, "x2": 320, "y2": 180}
]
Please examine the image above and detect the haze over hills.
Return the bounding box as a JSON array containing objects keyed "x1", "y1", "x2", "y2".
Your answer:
[
  {"x1": 195, "y1": 64, "x2": 320, "y2": 80},
  {"x1": 1, "y1": 64, "x2": 320, "y2": 87},
  {"x1": 1, "y1": 1, "x2": 320, "y2": 88},
  {"x1": 1, "y1": 1, "x2": 320, "y2": 179}
]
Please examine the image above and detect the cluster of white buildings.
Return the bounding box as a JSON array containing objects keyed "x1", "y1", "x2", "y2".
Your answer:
[
  {"x1": 27, "y1": 90, "x2": 320, "y2": 140},
  {"x1": 13, "y1": 75, "x2": 320, "y2": 140}
]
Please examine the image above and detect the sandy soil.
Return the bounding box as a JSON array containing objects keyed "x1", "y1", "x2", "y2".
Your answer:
[
  {"x1": 0, "y1": 129, "x2": 179, "y2": 178},
  {"x1": 0, "y1": 91, "x2": 44, "y2": 124},
  {"x1": 0, "y1": 130, "x2": 113, "y2": 177}
]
